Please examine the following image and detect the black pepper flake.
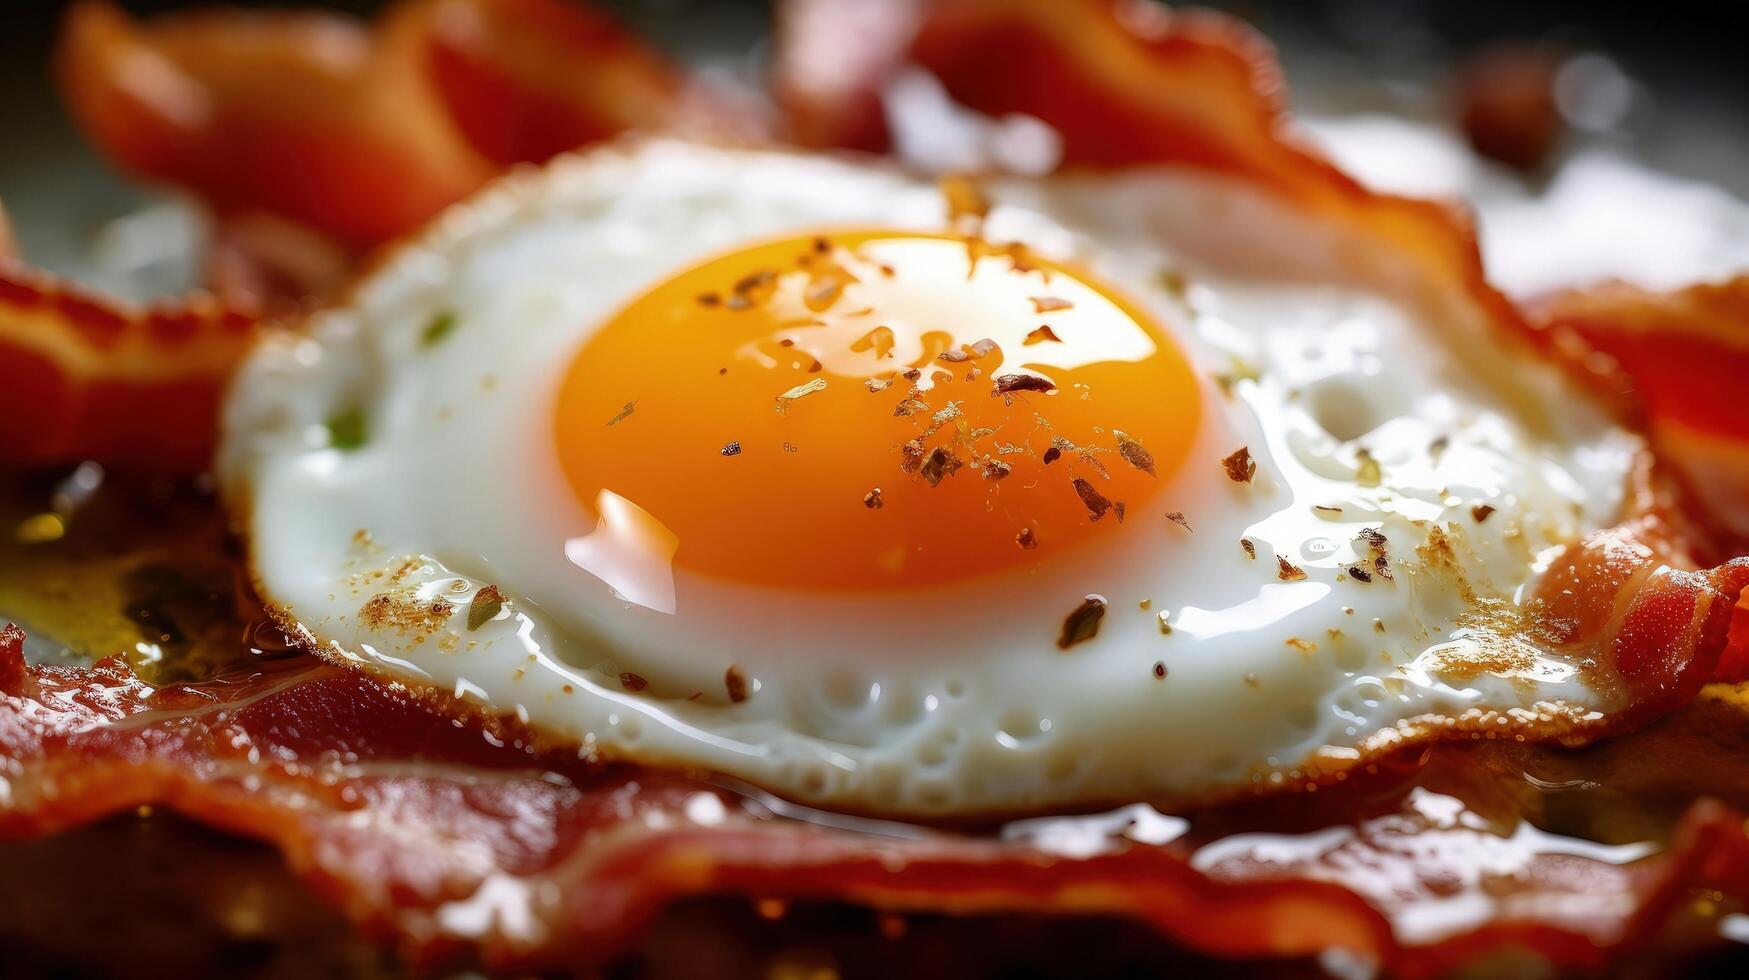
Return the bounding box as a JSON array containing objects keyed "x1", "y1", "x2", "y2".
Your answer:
[
  {"x1": 981, "y1": 459, "x2": 1012, "y2": 481},
  {"x1": 1072, "y1": 478, "x2": 1114, "y2": 521},
  {"x1": 1276, "y1": 556, "x2": 1308, "y2": 581},
  {"x1": 1057, "y1": 594, "x2": 1107, "y2": 650},
  {"x1": 605, "y1": 401, "x2": 636, "y2": 426},
  {"x1": 1116, "y1": 432, "x2": 1156, "y2": 477},
  {"x1": 1345, "y1": 562, "x2": 1374, "y2": 583},
  {"x1": 1241, "y1": 538, "x2": 1257, "y2": 559},
  {"x1": 1042, "y1": 446, "x2": 1063, "y2": 465},
  {"x1": 467, "y1": 586, "x2": 505, "y2": 631},
  {"x1": 1017, "y1": 527, "x2": 1038, "y2": 550},
  {"x1": 725, "y1": 665, "x2": 749, "y2": 703},
  {"x1": 619, "y1": 671, "x2": 648, "y2": 692},
  {"x1": 721, "y1": 441, "x2": 742, "y2": 457},
  {"x1": 1471, "y1": 503, "x2": 1496, "y2": 523},
  {"x1": 811, "y1": 235, "x2": 831, "y2": 254},
  {"x1": 1165, "y1": 511, "x2": 1193, "y2": 532},
  {"x1": 991, "y1": 373, "x2": 1057, "y2": 396},
  {"x1": 1221, "y1": 446, "x2": 1257, "y2": 483},
  {"x1": 864, "y1": 488, "x2": 883, "y2": 509},
  {"x1": 920, "y1": 446, "x2": 963, "y2": 487},
  {"x1": 1153, "y1": 661, "x2": 1167, "y2": 680}
]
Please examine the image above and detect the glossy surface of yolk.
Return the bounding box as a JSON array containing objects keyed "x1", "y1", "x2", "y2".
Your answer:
[{"x1": 553, "y1": 231, "x2": 1200, "y2": 591}]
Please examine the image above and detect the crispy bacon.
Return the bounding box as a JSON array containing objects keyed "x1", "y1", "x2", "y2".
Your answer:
[
  {"x1": 0, "y1": 259, "x2": 256, "y2": 471},
  {"x1": 1532, "y1": 277, "x2": 1749, "y2": 555},
  {"x1": 773, "y1": 0, "x2": 1521, "y2": 356},
  {"x1": 56, "y1": 0, "x2": 744, "y2": 251},
  {"x1": 2, "y1": 626, "x2": 1749, "y2": 974}
]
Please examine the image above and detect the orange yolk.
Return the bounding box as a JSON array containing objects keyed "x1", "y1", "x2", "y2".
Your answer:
[{"x1": 553, "y1": 231, "x2": 1201, "y2": 591}]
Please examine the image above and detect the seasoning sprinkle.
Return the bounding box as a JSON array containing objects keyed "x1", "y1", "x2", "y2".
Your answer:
[
  {"x1": 467, "y1": 585, "x2": 505, "y2": 631},
  {"x1": 1276, "y1": 556, "x2": 1308, "y2": 581},
  {"x1": 776, "y1": 377, "x2": 828, "y2": 405},
  {"x1": 1016, "y1": 527, "x2": 1038, "y2": 550},
  {"x1": 1240, "y1": 537, "x2": 1257, "y2": 559},
  {"x1": 864, "y1": 488, "x2": 884, "y2": 509},
  {"x1": 1164, "y1": 511, "x2": 1193, "y2": 532},
  {"x1": 1116, "y1": 431, "x2": 1156, "y2": 476},
  {"x1": 605, "y1": 401, "x2": 636, "y2": 426},
  {"x1": 420, "y1": 311, "x2": 458, "y2": 347},
  {"x1": 1471, "y1": 503, "x2": 1496, "y2": 523},
  {"x1": 1057, "y1": 594, "x2": 1107, "y2": 650},
  {"x1": 920, "y1": 446, "x2": 963, "y2": 487},
  {"x1": 619, "y1": 671, "x2": 649, "y2": 692},
  {"x1": 725, "y1": 665, "x2": 749, "y2": 703},
  {"x1": 1221, "y1": 446, "x2": 1257, "y2": 483},
  {"x1": 721, "y1": 441, "x2": 742, "y2": 457},
  {"x1": 326, "y1": 408, "x2": 368, "y2": 451},
  {"x1": 1071, "y1": 478, "x2": 1114, "y2": 521},
  {"x1": 992, "y1": 373, "x2": 1057, "y2": 397},
  {"x1": 1153, "y1": 661, "x2": 1167, "y2": 679}
]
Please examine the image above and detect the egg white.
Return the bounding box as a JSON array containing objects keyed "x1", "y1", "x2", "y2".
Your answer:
[{"x1": 220, "y1": 141, "x2": 1638, "y2": 815}]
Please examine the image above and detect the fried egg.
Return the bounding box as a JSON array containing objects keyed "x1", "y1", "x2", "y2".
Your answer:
[{"x1": 219, "y1": 140, "x2": 1638, "y2": 815}]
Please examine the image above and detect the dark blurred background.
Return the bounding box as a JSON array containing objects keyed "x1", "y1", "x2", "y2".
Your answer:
[{"x1": 3, "y1": 0, "x2": 1747, "y2": 289}]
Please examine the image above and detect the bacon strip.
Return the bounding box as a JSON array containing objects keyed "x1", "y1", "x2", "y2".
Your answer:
[
  {"x1": 2, "y1": 625, "x2": 1748, "y2": 974},
  {"x1": 56, "y1": 0, "x2": 742, "y2": 251},
  {"x1": 774, "y1": 0, "x2": 1523, "y2": 356},
  {"x1": 0, "y1": 259, "x2": 256, "y2": 471},
  {"x1": 1532, "y1": 277, "x2": 1749, "y2": 550}
]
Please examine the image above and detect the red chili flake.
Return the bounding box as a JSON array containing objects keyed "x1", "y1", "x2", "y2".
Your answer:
[
  {"x1": 1276, "y1": 556, "x2": 1308, "y2": 581},
  {"x1": 1221, "y1": 446, "x2": 1257, "y2": 483},
  {"x1": 1023, "y1": 325, "x2": 1063, "y2": 345},
  {"x1": 1072, "y1": 478, "x2": 1113, "y2": 521},
  {"x1": 1041, "y1": 446, "x2": 1062, "y2": 465},
  {"x1": 920, "y1": 446, "x2": 963, "y2": 487},
  {"x1": 992, "y1": 373, "x2": 1057, "y2": 396},
  {"x1": 725, "y1": 665, "x2": 749, "y2": 703},
  {"x1": 1165, "y1": 511, "x2": 1192, "y2": 532},
  {"x1": 1153, "y1": 661, "x2": 1167, "y2": 679},
  {"x1": 1029, "y1": 296, "x2": 1073, "y2": 313},
  {"x1": 1240, "y1": 538, "x2": 1257, "y2": 559},
  {"x1": 1016, "y1": 527, "x2": 1038, "y2": 550},
  {"x1": 619, "y1": 671, "x2": 648, "y2": 692},
  {"x1": 721, "y1": 441, "x2": 743, "y2": 457},
  {"x1": 1471, "y1": 503, "x2": 1496, "y2": 523},
  {"x1": 1116, "y1": 432, "x2": 1156, "y2": 477},
  {"x1": 864, "y1": 488, "x2": 883, "y2": 509},
  {"x1": 1057, "y1": 594, "x2": 1107, "y2": 649}
]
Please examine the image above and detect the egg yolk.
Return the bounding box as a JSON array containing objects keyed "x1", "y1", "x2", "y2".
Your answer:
[{"x1": 553, "y1": 231, "x2": 1200, "y2": 591}]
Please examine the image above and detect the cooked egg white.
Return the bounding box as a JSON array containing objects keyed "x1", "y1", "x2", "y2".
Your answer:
[{"x1": 220, "y1": 141, "x2": 1638, "y2": 815}]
